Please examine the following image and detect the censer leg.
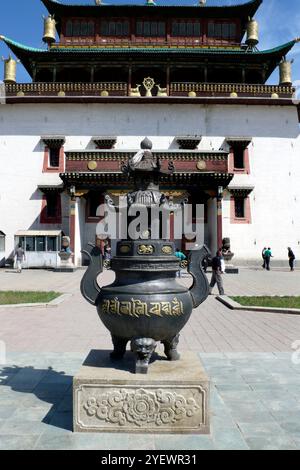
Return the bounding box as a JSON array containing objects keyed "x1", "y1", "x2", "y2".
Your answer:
[
  {"x1": 131, "y1": 337, "x2": 157, "y2": 374},
  {"x1": 110, "y1": 335, "x2": 128, "y2": 360},
  {"x1": 162, "y1": 334, "x2": 180, "y2": 361}
]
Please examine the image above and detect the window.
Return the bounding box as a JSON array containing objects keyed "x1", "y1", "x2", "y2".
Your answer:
[
  {"x1": 88, "y1": 22, "x2": 95, "y2": 36},
  {"x1": 66, "y1": 20, "x2": 95, "y2": 37},
  {"x1": 66, "y1": 20, "x2": 73, "y2": 36},
  {"x1": 233, "y1": 148, "x2": 245, "y2": 169},
  {"x1": 88, "y1": 192, "x2": 101, "y2": 218},
  {"x1": 36, "y1": 236, "x2": 46, "y2": 252},
  {"x1": 81, "y1": 22, "x2": 88, "y2": 36},
  {"x1": 25, "y1": 237, "x2": 35, "y2": 252},
  {"x1": 101, "y1": 20, "x2": 129, "y2": 36},
  {"x1": 73, "y1": 21, "x2": 81, "y2": 36},
  {"x1": 46, "y1": 194, "x2": 58, "y2": 218},
  {"x1": 47, "y1": 236, "x2": 57, "y2": 252},
  {"x1": 136, "y1": 21, "x2": 166, "y2": 37},
  {"x1": 172, "y1": 21, "x2": 201, "y2": 37},
  {"x1": 49, "y1": 148, "x2": 60, "y2": 168},
  {"x1": 234, "y1": 198, "x2": 245, "y2": 218},
  {"x1": 207, "y1": 22, "x2": 236, "y2": 39}
]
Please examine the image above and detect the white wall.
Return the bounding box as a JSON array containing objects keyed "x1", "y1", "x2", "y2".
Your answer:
[{"x1": 0, "y1": 102, "x2": 299, "y2": 264}]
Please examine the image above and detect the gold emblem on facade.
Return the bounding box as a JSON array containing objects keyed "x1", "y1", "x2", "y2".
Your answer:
[
  {"x1": 143, "y1": 77, "x2": 155, "y2": 97},
  {"x1": 120, "y1": 244, "x2": 131, "y2": 254},
  {"x1": 138, "y1": 245, "x2": 154, "y2": 255},
  {"x1": 196, "y1": 161, "x2": 207, "y2": 171},
  {"x1": 162, "y1": 246, "x2": 173, "y2": 255},
  {"x1": 88, "y1": 161, "x2": 98, "y2": 171}
]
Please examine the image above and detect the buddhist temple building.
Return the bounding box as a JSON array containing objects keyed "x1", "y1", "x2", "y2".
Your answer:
[{"x1": 0, "y1": 0, "x2": 300, "y2": 268}]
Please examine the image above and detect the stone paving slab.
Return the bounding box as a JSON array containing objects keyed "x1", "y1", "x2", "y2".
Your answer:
[{"x1": 0, "y1": 352, "x2": 300, "y2": 450}]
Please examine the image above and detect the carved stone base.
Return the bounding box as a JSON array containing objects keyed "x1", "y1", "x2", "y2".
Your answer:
[
  {"x1": 73, "y1": 350, "x2": 210, "y2": 434},
  {"x1": 55, "y1": 253, "x2": 75, "y2": 272}
]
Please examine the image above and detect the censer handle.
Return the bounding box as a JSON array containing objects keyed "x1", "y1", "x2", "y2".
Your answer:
[
  {"x1": 80, "y1": 243, "x2": 103, "y2": 306},
  {"x1": 188, "y1": 245, "x2": 210, "y2": 308}
]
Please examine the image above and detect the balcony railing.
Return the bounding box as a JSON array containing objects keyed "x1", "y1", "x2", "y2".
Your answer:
[
  {"x1": 4, "y1": 81, "x2": 295, "y2": 99},
  {"x1": 5, "y1": 82, "x2": 127, "y2": 96},
  {"x1": 170, "y1": 82, "x2": 294, "y2": 98}
]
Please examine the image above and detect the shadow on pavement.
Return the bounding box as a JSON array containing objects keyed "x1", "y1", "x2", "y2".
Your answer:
[{"x1": 0, "y1": 364, "x2": 73, "y2": 431}]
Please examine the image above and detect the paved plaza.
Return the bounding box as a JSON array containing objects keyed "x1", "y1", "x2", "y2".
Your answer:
[{"x1": 0, "y1": 267, "x2": 300, "y2": 449}]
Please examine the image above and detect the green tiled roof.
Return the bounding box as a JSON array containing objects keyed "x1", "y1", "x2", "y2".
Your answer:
[
  {"x1": 1, "y1": 34, "x2": 297, "y2": 82},
  {"x1": 0, "y1": 36, "x2": 45, "y2": 54}
]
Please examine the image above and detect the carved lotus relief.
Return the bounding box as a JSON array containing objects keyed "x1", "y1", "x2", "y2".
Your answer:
[{"x1": 83, "y1": 388, "x2": 201, "y2": 427}]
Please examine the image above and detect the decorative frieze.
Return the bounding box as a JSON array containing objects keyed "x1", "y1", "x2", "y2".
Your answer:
[{"x1": 65, "y1": 151, "x2": 228, "y2": 162}]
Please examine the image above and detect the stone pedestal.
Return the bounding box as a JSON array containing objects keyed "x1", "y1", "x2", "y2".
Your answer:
[
  {"x1": 55, "y1": 252, "x2": 75, "y2": 272},
  {"x1": 73, "y1": 350, "x2": 210, "y2": 434}
]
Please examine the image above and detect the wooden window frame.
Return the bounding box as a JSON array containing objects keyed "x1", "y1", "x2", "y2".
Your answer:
[
  {"x1": 171, "y1": 19, "x2": 202, "y2": 37},
  {"x1": 100, "y1": 19, "x2": 130, "y2": 37},
  {"x1": 40, "y1": 193, "x2": 62, "y2": 225},
  {"x1": 43, "y1": 146, "x2": 64, "y2": 173},
  {"x1": 228, "y1": 146, "x2": 250, "y2": 175},
  {"x1": 230, "y1": 196, "x2": 252, "y2": 225},
  {"x1": 136, "y1": 19, "x2": 166, "y2": 37},
  {"x1": 86, "y1": 192, "x2": 104, "y2": 223}
]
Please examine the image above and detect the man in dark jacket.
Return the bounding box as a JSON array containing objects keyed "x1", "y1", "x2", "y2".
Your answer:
[
  {"x1": 209, "y1": 249, "x2": 225, "y2": 295},
  {"x1": 288, "y1": 247, "x2": 296, "y2": 271},
  {"x1": 262, "y1": 247, "x2": 267, "y2": 269}
]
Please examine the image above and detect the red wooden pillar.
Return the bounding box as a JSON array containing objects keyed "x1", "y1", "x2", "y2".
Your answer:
[
  {"x1": 170, "y1": 211, "x2": 174, "y2": 241},
  {"x1": 217, "y1": 187, "x2": 223, "y2": 250},
  {"x1": 69, "y1": 197, "x2": 76, "y2": 255}
]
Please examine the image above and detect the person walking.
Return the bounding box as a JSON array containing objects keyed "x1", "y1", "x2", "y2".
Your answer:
[
  {"x1": 175, "y1": 248, "x2": 186, "y2": 278},
  {"x1": 103, "y1": 244, "x2": 112, "y2": 269},
  {"x1": 264, "y1": 247, "x2": 273, "y2": 271},
  {"x1": 288, "y1": 247, "x2": 296, "y2": 271},
  {"x1": 262, "y1": 247, "x2": 267, "y2": 269},
  {"x1": 209, "y1": 249, "x2": 225, "y2": 295},
  {"x1": 15, "y1": 244, "x2": 25, "y2": 273}
]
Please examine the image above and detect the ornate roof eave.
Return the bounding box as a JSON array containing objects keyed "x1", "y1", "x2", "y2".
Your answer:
[
  {"x1": 41, "y1": 0, "x2": 263, "y2": 17},
  {"x1": 227, "y1": 186, "x2": 254, "y2": 197},
  {"x1": 38, "y1": 184, "x2": 64, "y2": 193},
  {"x1": 59, "y1": 171, "x2": 234, "y2": 189}
]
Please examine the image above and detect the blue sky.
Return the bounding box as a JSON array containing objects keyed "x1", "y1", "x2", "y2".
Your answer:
[{"x1": 0, "y1": 0, "x2": 300, "y2": 87}]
